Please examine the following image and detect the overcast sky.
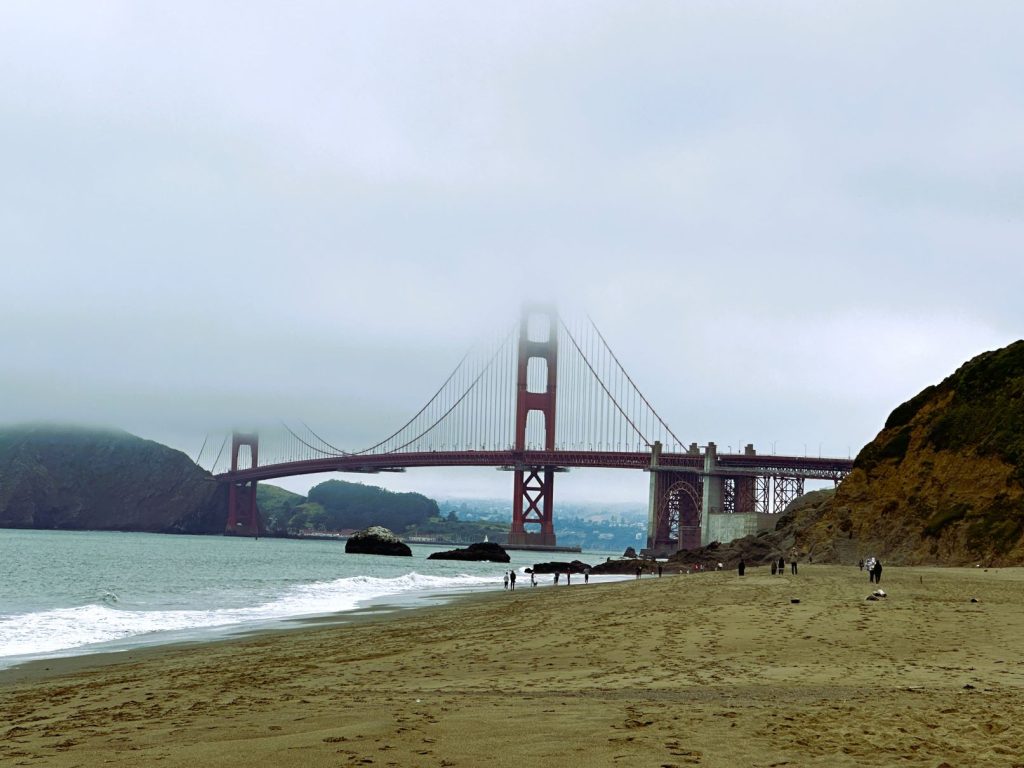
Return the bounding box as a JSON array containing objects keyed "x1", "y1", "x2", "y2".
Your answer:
[{"x1": 2, "y1": 1, "x2": 1021, "y2": 504}]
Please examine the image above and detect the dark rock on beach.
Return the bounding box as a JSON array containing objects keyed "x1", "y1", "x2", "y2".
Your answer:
[
  {"x1": 529, "y1": 559, "x2": 593, "y2": 574},
  {"x1": 590, "y1": 558, "x2": 649, "y2": 575},
  {"x1": 427, "y1": 542, "x2": 510, "y2": 563},
  {"x1": 345, "y1": 526, "x2": 412, "y2": 557}
]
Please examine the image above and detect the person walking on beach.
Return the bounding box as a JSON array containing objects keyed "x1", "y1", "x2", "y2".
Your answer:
[
  {"x1": 771, "y1": 559, "x2": 777, "y2": 576},
  {"x1": 858, "y1": 559, "x2": 864, "y2": 571},
  {"x1": 584, "y1": 568, "x2": 590, "y2": 584},
  {"x1": 790, "y1": 556, "x2": 798, "y2": 575},
  {"x1": 554, "y1": 572, "x2": 559, "y2": 585},
  {"x1": 872, "y1": 559, "x2": 883, "y2": 584},
  {"x1": 566, "y1": 570, "x2": 571, "y2": 585},
  {"x1": 531, "y1": 572, "x2": 536, "y2": 587},
  {"x1": 636, "y1": 565, "x2": 642, "y2": 579},
  {"x1": 738, "y1": 558, "x2": 745, "y2": 576},
  {"x1": 778, "y1": 556, "x2": 785, "y2": 575},
  {"x1": 509, "y1": 569, "x2": 516, "y2": 590},
  {"x1": 658, "y1": 564, "x2": 663, "y2": 577}
]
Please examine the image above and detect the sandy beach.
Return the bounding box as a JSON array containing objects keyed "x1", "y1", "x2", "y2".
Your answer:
[{"x1": 3, "y1": 565, "x2": 1023, "y2": 767}]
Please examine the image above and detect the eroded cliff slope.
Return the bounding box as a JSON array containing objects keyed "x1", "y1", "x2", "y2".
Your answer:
[
  {"x1": 0, "y1": 425, "x2": 226, "y2": 533},
  {"x1": 794, "y1": 340, "x2": 1024, "y2": 565}
]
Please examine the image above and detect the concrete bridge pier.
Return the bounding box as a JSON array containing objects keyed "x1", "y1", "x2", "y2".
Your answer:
[{"x1": 700, "y1": 442, "x2": 723, "y2": 547}]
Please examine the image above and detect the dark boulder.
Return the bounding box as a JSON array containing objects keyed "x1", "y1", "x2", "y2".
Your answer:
[
  {"x1": 591, "y1": 558, "x2": 648, "y2": 575},
  {"x1": 530, "y1": 559, "x2": 593, "y2": 574},
  {"x1": 623, "y1": 546, "x2": 637, "y2": 558},
  {"x1": 427, "y1": 542, "x2": 510, "y2": 563},
  {"x1": 345, "y1": 526, "x2": 412, "y2": 557}
]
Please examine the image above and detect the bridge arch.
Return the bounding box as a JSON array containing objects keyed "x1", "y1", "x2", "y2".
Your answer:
[{"x1": 656, "y1": 476, "x2": 702, "y2": 552}]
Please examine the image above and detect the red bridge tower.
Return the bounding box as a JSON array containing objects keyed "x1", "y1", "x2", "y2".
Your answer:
[
  {"x1": 508, "y1": 305, "x2": 559, "y2": 547},
  {"x1": 226, "y1": 432, "x2": 261, "y2": 536}
]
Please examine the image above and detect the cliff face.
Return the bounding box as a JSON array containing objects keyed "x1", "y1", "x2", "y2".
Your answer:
[
  {"x1": 795, "y1": 340, "x2": 1024, "y2": 565},
  {"x1": 0, "y1": 425, "x2": 226, "y2": 533}
]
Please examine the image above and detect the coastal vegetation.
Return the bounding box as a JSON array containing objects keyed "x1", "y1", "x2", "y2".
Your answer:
[
  {"x1": 258, "y1": 479, "x2": 438, "y2": 535},
  {"x1": 775, "y1": 340, "x2": 1024, "y2": 565},
  {"x1": 0, "y1": 425, "x2": 224, "y2": 533}
]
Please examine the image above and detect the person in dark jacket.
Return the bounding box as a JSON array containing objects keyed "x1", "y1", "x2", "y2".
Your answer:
[
  {"x1": 778, "y1": 556, "x2": 785, "y2": 575},
  {"x1": 738, "y1": 559, "x2": 746, "y2": 576},
  {"x1": 872, "y1": 559, "x2": 883, "y2": 584}
]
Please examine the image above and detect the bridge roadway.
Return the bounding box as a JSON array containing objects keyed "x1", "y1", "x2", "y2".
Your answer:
[{"x1": 216, "y1": 450, "x2": 853, "y2": 483}]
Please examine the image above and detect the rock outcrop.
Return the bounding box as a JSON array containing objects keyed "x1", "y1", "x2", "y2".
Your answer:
[
  {"x1": 658, "y1": 340, "x2": 1024, "y2": 568},
  {"x1": 0, "y1": 424, "x2": 226, "y2": 533},
  {"x1": 529, "y1": 559, "x2": 593, "y2": 574},
  {"x1": 427, "y1": 542, "x2": 510, "y2": 562},
  {"x1": 796, "y1": 340, "x2": 1024, "y2": 565},
  {"x1": 344, "y1": 526, "x2": 412, "y2": 557}
]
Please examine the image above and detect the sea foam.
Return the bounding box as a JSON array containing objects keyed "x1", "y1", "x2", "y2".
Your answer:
[{"x1": 0, "y1": 571, "x2": 495, "y2": 661}]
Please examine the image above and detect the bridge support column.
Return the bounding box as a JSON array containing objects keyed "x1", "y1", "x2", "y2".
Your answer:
[
  {"x1": 226, "y1": 432, "x2": 261, "y2": 537},
  {"x1": 734, "y1": 476, "x2": 756, "y2": 514},
  {"x1": 510, "y1": 467, "x2": 556, "y2": 546},
  {"x1": 700, "y1": 442, "x2": 723, "y2": 546},
  {"x1": 773, "y1": 475, "x2": 805, "y2": 514},
  {"x1": 646, "y1": 441, "x2": 663, "y2": 550},
  {"x1": 509, "y1": 305, "x2": 559, "y2": 546},
  {"x1": 647, "y1": 445, "x2": 703, "y2": 555}
]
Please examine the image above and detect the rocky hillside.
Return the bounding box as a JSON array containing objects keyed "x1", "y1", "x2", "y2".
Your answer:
[
  {"x1": 0, "y1": 425, "x2": 226, "y2": 533},
  {"x1": 790, "y1": 340, "x2": 1024, "y2": 565}
]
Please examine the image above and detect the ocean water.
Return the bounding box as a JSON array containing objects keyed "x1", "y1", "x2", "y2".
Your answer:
[{"x1": 0, "y1": 529, "x2": 619, "y2": 669}]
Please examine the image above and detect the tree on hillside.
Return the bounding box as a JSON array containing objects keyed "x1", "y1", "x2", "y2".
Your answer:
[{"x1": 306, "y1": 479, "x2": 438, "y2": 531}]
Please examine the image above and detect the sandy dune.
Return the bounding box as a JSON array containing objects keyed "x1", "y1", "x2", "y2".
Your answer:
[{"x1": 3, "y1": 565, "x2": 1023, "y2": 767}]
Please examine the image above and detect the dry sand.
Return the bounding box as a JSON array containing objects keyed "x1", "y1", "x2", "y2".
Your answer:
[{"x1": 3, "y1": 565, "x2": 1023, "y2": 767}]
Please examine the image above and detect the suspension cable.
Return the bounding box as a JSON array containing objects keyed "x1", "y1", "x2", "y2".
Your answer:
[
  {"x1": 560, "y1": 318, "x2": 650, "y2": 447},
  {"x1": 358, "y1": 323, "x2": 517, "y2": 455},
  {"x1": 211, "y1": 433, "x2": 228, "y2": 473},
  {"x1": 586, "y1": 313, "x2": 685, "y2": 448}
]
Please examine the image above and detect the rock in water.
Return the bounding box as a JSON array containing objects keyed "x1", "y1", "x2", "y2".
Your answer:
[
  {"x1": 427, "y1": 542, "x2": 510, "y2": 562},
  {"x1": 623, "y1": 546, "x2": 637, "y2": 558},
  {"x1": 345, "y1": 526, "x2": 412, "y2": 557}
]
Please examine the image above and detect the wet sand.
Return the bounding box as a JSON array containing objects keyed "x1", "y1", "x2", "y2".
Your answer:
[{"x1": 3, "y1": 566, "x2": 1023, "y2": 767}]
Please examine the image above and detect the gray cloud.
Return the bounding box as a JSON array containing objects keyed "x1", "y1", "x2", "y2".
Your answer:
[{"x1": 1, "y1": 1, "x2": 1021, "y2": 502}]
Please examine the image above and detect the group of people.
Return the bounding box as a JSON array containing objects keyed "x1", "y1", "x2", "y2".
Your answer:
[
  {"x1": 767, "y1": 555, "x2": 799, "y2": 575},
  {"x1": 504, "y1": 568, "x2": 590, "y2": 589},
  {"x1": 555, "y1": 568, "x2": 590, "y2": 585},
  {"x1": 634, "y1": 564, "x2": 664, "y2": 578},
  {"x1": 860, "y1": 557, "x2": 883, "y2": 583}
]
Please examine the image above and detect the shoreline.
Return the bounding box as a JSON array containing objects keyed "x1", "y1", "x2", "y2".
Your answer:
[
  {"x1": 0, "y1": 580, "x2": 532, "y2": 685},
  {"x1": 4, "y1": 565, "x2": 1023, "y2": 767}
]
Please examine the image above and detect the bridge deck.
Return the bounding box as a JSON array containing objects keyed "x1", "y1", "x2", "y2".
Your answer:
[{"x1": 216, "y1": 450, "x2": 853, "y2": 483}]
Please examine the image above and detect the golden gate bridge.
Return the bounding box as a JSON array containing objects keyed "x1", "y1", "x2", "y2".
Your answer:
[{"x1": 197, "y1": 306, "x2": 852, "y2": 554}]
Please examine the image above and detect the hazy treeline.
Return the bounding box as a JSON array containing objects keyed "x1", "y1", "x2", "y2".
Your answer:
[{"x1": 258, "y1": 479, "x2": 438, "y2": 534}]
